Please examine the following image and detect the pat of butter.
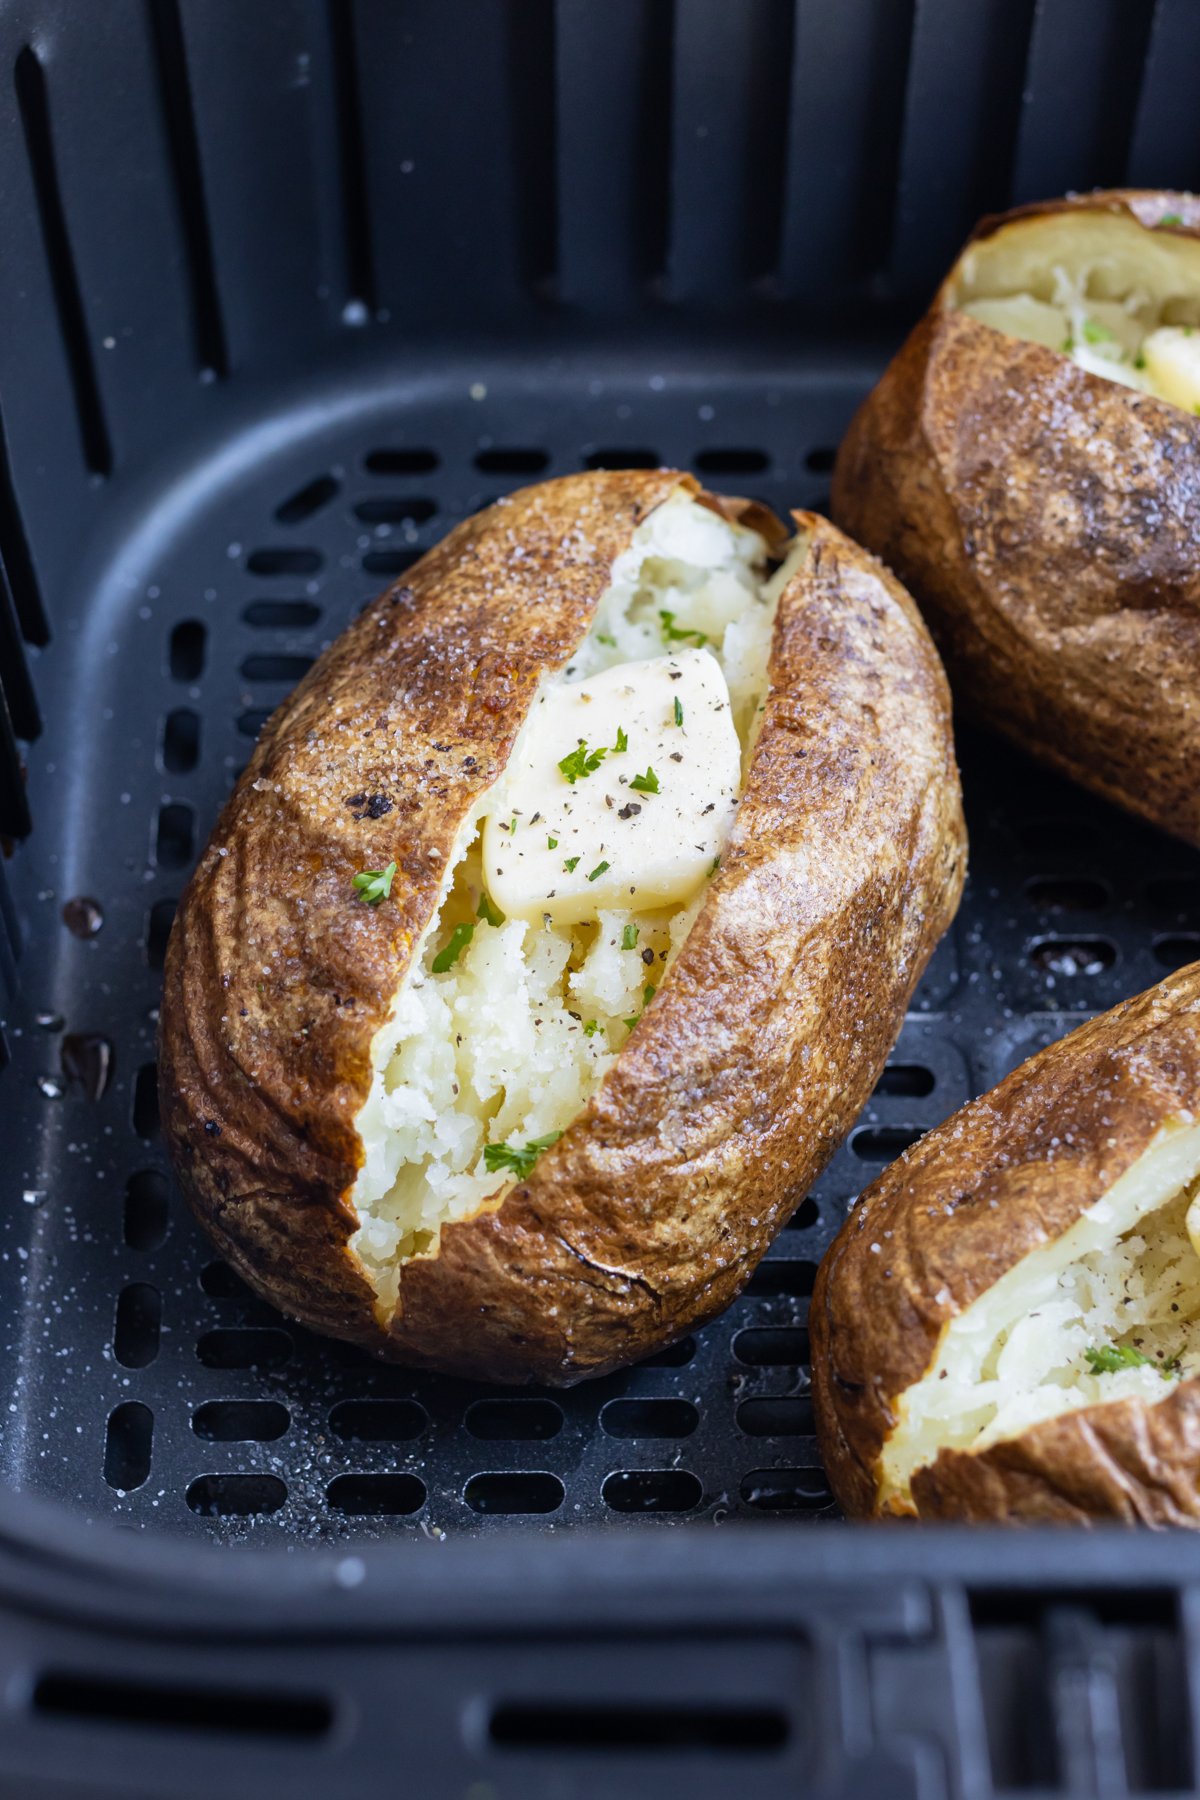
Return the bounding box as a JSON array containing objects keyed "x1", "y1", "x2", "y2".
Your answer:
[
  {"x1": 482, "y1": 648, "x2": 740, "y2": 925},
  {"x1": 1141, "y1": 325, "x2": 1200, "y2": 414}
]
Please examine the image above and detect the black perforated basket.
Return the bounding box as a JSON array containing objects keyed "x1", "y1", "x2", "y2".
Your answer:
[{"x1": 2, "y1": 2, "x2": 1200, "y2": 1794}]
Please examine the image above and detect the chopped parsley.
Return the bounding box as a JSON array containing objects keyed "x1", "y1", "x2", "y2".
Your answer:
[
  {"x1": 673, "y1": 696, "x2": 683, "y2": 727},
  {"x1": 483, "y1": 1132, "x2": 562, "y2": 1179},
  {"x1": 709, "y1": 855, "x2": 720, "y2": 876},
  {"x1": 596, "y1": 631, "x2": 617, "y2": 647},
  {"x1": 643, "y1": 982, "x2": 656, "y2": 1005},
  {"x1": 629, "y1": 767, "x2": 660, "y2": 794},
  {"x1": 621, "y1": 923, "x2": 639, "y2": 950},
  {"x1": 1081, "y1": 317, "x2": 1114, "y2": 345},
  {"x1": 547, "y1": 835, "x2": 559, "y2": 849},
  {"x1": 352, "y1": 860, "x2": 397, "y2": 905},
  {"x1": 559, "y1": 740, "x2": 608, "y2": 784},
  {"x1": 612, "y1": 725, "x2": 628, "y2": 753},
  {"x1": 1061, "y1": 335, "x2": 1076, "y2": 353},
  {"x1": 564, "y1": 855, "x2": 580, "y2": 872},
  {"x1": 1161, "y1": 212, "x2": 1183, "y2": 226},
  {"x1": 583, "y1": 1018, "x2": 599, "y2": 1037},
  {"x1": 1084, "y1": 1342, "x2": 1168, "y2": 1376},
  {"x1": 431, "y1": 921, "x2": 474, "y2": 972},
  {"x1": 659, "y1": 609, "x2": 708, "y2": 648},
  {"x1": 623, "y1": 1013, "x2": 641, "y2": 1031},
  {"x1": 1134, "y1": 352, "x2": 1147, "y2": 369},
  {"x1": 476, "y1": 892, "x2": 505, "y2": 928},
  {"x1": 587, "y1": 860, "x2": 610, "y2": 882}
]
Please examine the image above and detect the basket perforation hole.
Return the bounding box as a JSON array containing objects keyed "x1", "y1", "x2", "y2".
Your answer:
[
  {"x1": 237, "y1": 708, "x2": 271, "y2": 739},
  {"x1": 362, "y1": 548, "x2": 421, "y2": 575},
  {"x1": 103, "y1": 1401, "x2": 153, "y2": 1491},
  {"x1": 160, "y1": 708, "x2": 200, "y2": 775},
  {"x1": 187, "y1": 1474, "x2": 287, "y2": 1518},
  {"x1": 168, "y1": 619, "x2": 205, "y2": 681},
  {"x1": 329, "y1": 1399, "x2": 428, "y2": 1442},
  {"x1": 155, "y1": 802, "x2": 194, "y2": 870},
  {"x1": 744, "y1": 1259, "x2": 818, "y2": 1297},
  {"x1": 1025, "y1": 876, "x2": 1110, "y2": 913},
  {"x1": 873, "y1": 1062, "x2": 935, "y2": 1099},
  {"x1": 463, "y1": 1472, "x2": 564, "y2": 1515},
  {"x1": 196, "y1": 1327, "x2": 292, "y2": 1370},
  {"x1": 274, "y1": 473, "x2": 339, "y2": 525},
  {"x1": 474, "y1": 448, "x2": 550, "y2": 474},
  {"x1": 364, "y1": 448, "x2": 439, "y2": 474},
  {"x1": 193, "y1": 1401, "x2": 290, "y2": 1443},
  {"x1": 464, "y1": 1398, "x2": 563, "y2": 1441},
  {"x1": 583, "y1": 448, "x2": 661, "y2": 470},
  {"x1": 635, "y1": 1336, "x2": 696, "y2": 1369},
  {"x1": 124, "y1": 1169, "x2": 168, "y2": 1250},
  {"x1": 602, "y1": 1471, "x2": 702, "y2": 1514},
  {"x1": 786, "y1": 1196, "x2": 818, "y2": 1231},
  {"x1": 353, "y1": 496, "x2": 437, "y2": 524},
  {"x1": 242, "y1": 599, "x2": 321, "y2": 629},
  {"x1": 601, "y1": 1398, "x2": 698, "y2": 1439},
  {"x1": 32, "y1": 1672, "x2": 331, "y2": 1739},
  {"x1": 737, "y1": 1397, "x2": 815, "y2": 1437},
  {"x1": 1153, "y1": 934, "x2": 1200, "y2": 972},
  {"x1": 804, "y1": 446, "x2": 837, "y2": 473},
  {"x1": 740, "y1": 1468, "x2": 831, "y2": 1511},
  {"x1": 199, "y1": 1260, "x2": 255, "y2": 1301},
  {"x1": 326, "y1": 1473, "x2": 426, "y2": 1515},
  {"x1": 113, "y1": 1283, "x2": 161, "y2": 1368},
  {"x1": 733, "y1": 1327, "x2": 810, "y2": 1366},
  {"x1": 144, "y1": 899, "x2": 177, "y2": 973},
  {"x1": 694, "y1": 448, "x2": 770, "y2": 474},
  {"x1": 239, "y1": 653, "x2": 314, "y2": 683},
  {"x1": 1029, "y1": 937, "x2": 1117, "y2": 978},
  {"x1": 246, "y1": 547, "x2": 322, "y2": 575},
  {"x1": 851, "y1": 1125, "x2": 924, "y2": 1163},
  {"x1": 132, "y1": 1062, "x2": 159, "y2": 1138}
]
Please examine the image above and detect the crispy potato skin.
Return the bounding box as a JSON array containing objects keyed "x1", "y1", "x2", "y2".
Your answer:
[
  {"x1": 831, "y1": 188, "x2": 1200, "y2": 848},
  {"x1": 161, "y1": 473, "x2": 965, "y2": 1383},
  {"x1": 811, "y1": 964, "x2": 1200, "y2": 1522}
]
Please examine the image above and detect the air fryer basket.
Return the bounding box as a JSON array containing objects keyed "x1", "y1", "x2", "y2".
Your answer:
[{"x1": 1, "y1": 0, "x2": 1199, "y2": 1793}]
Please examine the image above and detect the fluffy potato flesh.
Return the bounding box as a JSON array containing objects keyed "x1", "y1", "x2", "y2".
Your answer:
[
  {"x1": 880, "y1": 1120, "x2": 1200, "y2": 1512},
  {"x1": 952, "y1": 208, "x2": 1200, "y2": 411},
  {"x1": 351, "y1": 493, "x2": 796, "y2": 1312}
]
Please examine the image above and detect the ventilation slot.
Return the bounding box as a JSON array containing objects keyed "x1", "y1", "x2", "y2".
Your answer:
[
  {"x1": 583, "y1": 448, "x2": 662, "y2": 469},
  {"x1": 132, "y1": 1062, "x2": 159, "y2": 1138},
  {"x1": 328, "y1": 0, "x2": 375, "y2": 313},
  {"x1": 602, "y1": 1470, "x2": 702, "y2": 1514},
  {"x1": 601, "y1": 1399, "x2": 698, "y2": 1439},
  {"x1": 168, "y1": 619, "x2": 206, "y2": 680},
  {"x1": 32, "y1": 1671, "x2": 331, "y2": 1740},
  {"x1": 199, "y1": 1260, "x2": 255, "y2": 1302},
  {"x1": 364, "y1": 448, "x2": 439, "y2": 474},
  {"x1": 1153, "y1": 935, "x2": 1200, "y2": 973},
  {"x1": 0, "y1": 409, "x2": 46, "y2": 645},
  {"x1": 196, "y1": 1328, "x2": 292, "y2": 1371},
  {"x1": 694, "y1": 448, "x2": 770, "y2": 474},
  {"x1": 113, "y1": 1283, "x2": 161, "y2": 1369},
  {"x1": 733, "y1": 1328, "x2": 810, "y2": 1366},
  {"x1": 246, "y1": 547, "x2": 322, "y2": 575},
  {"x1": 636, "y1": 1336, "x2": 696, "y2": 1369},
  {"x1": 362, "y1": 547, "x2": 421, "y2": 575},
  {"x1": 239, "y1": 653, "x2": 313, "y2": 684},
  {"x1": 739, "y1": 1468, "x2": 831, "y2": 1512},
  {"x1": 1029, "y1": 937, "x2": 1117, "y2": 978},
  {"x1": 464, "y1": 1398, "x2": 562, "y2": 1441},
  {"x1": 850, "y1": 1126, "x2": 925, "y2": 1163},
  {"x1": 805, "y1": 445, "x2": 837, "y2": 474},
  {"x1": 160, "y1": 708, "x2": 200, "y2": 774},
  {"x1": 873, "y1": 1062, "x2": 935, "y2": 1098},
  {"x1": 744, "y1": 1259, "x2": 818, "y2": 1297},
  {"x1": 1025, "y1": 876, "x2": 1109, "y2": 912},
  {"x1": 274, "y1": 473, "x2": 339, "y2": 524},
  {"x1": 737, "y1": 1398, "x2": 814, "y2": 1437},
  {"x1": 236, "y1": 708, "x2": 271, "y2": 739},
  {"x1": 508, "y1": 0, "x2": 558, "y2": 291},
  {"x1": 464, "y1": 1472, "x2": 564, "y2": 1515},
  {"x1": 242, "y1": 598, "x2": 321, "y2": 629},
  {"x1": 474, "y1": 448, "x2": 550, "y2": 474},
  {"x1": 124, "y1": 1169, "x2": 168, "y2": 1250},
  {"x1": 14, "y1": 48, "x2": 112, "y2": 475},
  {"x1": 326, "y1": 1474, "x2": 426, "y2": 1516},
  {"x1": 186, "y1": 1474, "x2": 287, "y2": 1518},
  {"x1": 146, "y1": 0, "x2": 227, "y2": 377},
  {"x1": 145, "y1": 898, "x2": 176, "y2": 971},
  {"x1": 329, "y1": 1399, "x2": 428, "y2": 1442},
  {"x1": 155, "y1": 802, "x2": 194, "y2": 869},
  {"x1": 787, "y1": 1197, "x2": 818, "y2": 1231},
  {"x1": 353, "y1": 496, "x2": 437, "y2": 525},
  {"x1": 104, "y1": 1401, "x2": 153, "y2": 1491},
  {"x1": 193, "y1": 1401, "x2": 290, "y2": 1443},
  {"x1": 490, "y1": 1700, "x2": 788, "y2": 1753}
]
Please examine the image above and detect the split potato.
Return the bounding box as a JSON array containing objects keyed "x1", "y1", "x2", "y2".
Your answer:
[
  {"x1": 832, "y1": 188, "x2": 1200, "y2": 847},
  {"x1": 160, "y1": 471, "x2": 964, "y2": 1384},
  {"x1": 812, "y1": 965, "x2": 1200, "y2": 1525}
]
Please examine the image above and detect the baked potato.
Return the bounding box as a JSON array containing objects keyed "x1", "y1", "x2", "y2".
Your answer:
[
  {"x1": 812, "y1": 964, "x2": 1200, "y2": 1525},
  {"x1": 832, "y1": 188, "x2": 1200, "y2": 848},
  {"x1": 160, "y1": 470, "x2": 965, "y2": 1384}
]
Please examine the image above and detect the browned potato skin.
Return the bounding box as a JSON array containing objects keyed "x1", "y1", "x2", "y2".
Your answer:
[
  {"x1": 831, "y1": 189, "x2": 1200, "y2": 849},
  {"x1": 160, "y1": 472, "x2": 965, "y2": 1384},
  {"x1": 811, "y1": 965, "x2": 1200, "y2": 1523}
]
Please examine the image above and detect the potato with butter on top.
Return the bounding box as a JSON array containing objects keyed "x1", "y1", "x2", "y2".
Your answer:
[
  {"x1": 812, "y1": 965, "x2": 1200, "y2": 1525},
  {"x1": 832, "y1": 188, "x2": 1200, "y2": 848},
  {"x1": 159, "y1": 470, "x2": 964, "y2": 1383}
]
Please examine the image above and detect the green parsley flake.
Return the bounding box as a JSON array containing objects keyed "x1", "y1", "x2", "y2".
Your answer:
[
  {"x1": 547, "y1": 835, "x2": 559, "y2": 849},
  {"x1": 1084, "y1": 1342, "x2": 1162, "y2": 1376},
  {"x1": 621, "y1": 923, "x2": 639, "y2": 950},
  {"x1": 1161, "y1": 212, "x2": 1183, "y2": 225},
  {"x1": 629, "y1": 767, "x2": 660, "y2": 794},
  {"x1": 612, "y1": 725, "x2": 628, "y2": 753},
  {"x1": 476, "y1": 892, "x2": 505, "y2": 928},
  {"x1": 432, "y1": 920, "x2": 474, "y2": 973},
  {"x1": 587, "y1": 860, "x2": 610, "y2": 883},
  {"x1": 483, "y1": 1132, "x2": 562, "y2": 1179},
  {"x1": 659, "y1": 608, "x2": 708, "y2": 648},
  {"x1": 1134, "y1": 352, "x2": 1147, "y2": 369},
  {"x1": 596, "y1": 632, "x2": 617, "y2": 647},
  {"x1": 643, "y1": 982, "x2": 656, "y2": 1005},
  {"x1": 673, "y1": 696, "x2": 683, "y2": 727},
  {"x1": 1061, "y1": 335, "x2": 1076, "y2": 353},
  {"x1": 352, "y1": 860, "x2": 397, "y2": 905},
  {"x1": 708, "y1": 855, "x2": 721, "y2": 877},
  {"x1": 583, "y1": 1019, "x2": 599, "y2": 1037},
  {"x1": 564, "y1": 855, "x2": 580, "y2": 873},
  {"x1": 559, "y1": 740, "x2": 608, "y2": 784},
  {"x1": 1081, "y1": 317, "x2": 1114, "y2": 345},
  {"x1": 623, "y1": 1013, "x2": 641, "y2": 1031}
]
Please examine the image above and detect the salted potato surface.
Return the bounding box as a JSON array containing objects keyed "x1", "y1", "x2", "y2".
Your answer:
[
  {"x1": 832, "y1": 188, "x2": 1200, "y2": 849},
  {"x1": 160, "y1": 470, "x2": 964, "y2": 1383},
  {"x1": 812, "y1": 965, "x2": 1200, "y2": 1525}
]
